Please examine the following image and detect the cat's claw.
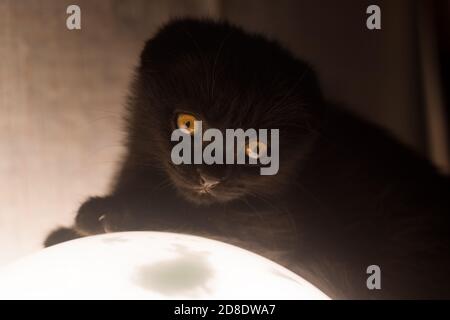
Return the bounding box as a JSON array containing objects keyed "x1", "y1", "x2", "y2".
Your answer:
[
  {"x1": 98, "y1": 214, "x2": 111, "y2": 233},
  {"x1": 98, "y1": 214, "x2": 117, "y2": 233}
]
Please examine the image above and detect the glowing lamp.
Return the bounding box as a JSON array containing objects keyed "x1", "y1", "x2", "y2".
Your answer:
[{"x1": 0, "y1": 232, "x2": 329, "y2": 299}]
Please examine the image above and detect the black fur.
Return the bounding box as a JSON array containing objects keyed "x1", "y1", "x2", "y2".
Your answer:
[{"x1": 45, "y1": 18, "x2": 450, "y2": 299}]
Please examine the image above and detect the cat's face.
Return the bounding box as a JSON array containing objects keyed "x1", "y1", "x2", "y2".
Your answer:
[{"x1": 130, "y1": 19, "x2": 322, "y2": 205}]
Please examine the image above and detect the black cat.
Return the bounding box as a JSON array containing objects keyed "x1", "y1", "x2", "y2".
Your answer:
[{"x1": 45, "y1": 18, "x2": 450, "y2": 299}]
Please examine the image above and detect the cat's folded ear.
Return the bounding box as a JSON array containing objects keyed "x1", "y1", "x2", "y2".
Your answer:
[{"x1": 137, "y1": 17, "x2": 325, "y2": 108}]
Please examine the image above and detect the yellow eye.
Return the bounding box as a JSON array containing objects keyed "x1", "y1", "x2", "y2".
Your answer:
[
  {"x1": 176, "y1": 113, "x2": 198, "y2": 135},
  {"x1": 246, "y1": 140, "x2": 268, "y2": 160}
]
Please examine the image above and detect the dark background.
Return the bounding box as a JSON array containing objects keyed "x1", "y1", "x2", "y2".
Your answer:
[{"x1": 0, "y1": 0, "x2": 448, "y2": 265}]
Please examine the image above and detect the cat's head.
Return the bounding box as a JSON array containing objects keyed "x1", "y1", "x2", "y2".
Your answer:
[{"x1": 128, "y1": 18, "x2": 323, "y2": 205}]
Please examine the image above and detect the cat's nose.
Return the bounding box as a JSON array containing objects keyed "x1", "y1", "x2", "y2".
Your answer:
[{"x1": 199, "y1": 174, "x2": 220, "y2": 189}]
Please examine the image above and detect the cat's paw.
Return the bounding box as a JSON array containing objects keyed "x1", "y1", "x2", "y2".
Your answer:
[
  {"x1": 75, "y1": 196, "x2": 112, "y2": 235},
  {"x1": 75, "y1": 196, "x2": 137, "y2": 235},
  {"x1": 44, "y1": 227, "x2": 82, "y2": 247}
]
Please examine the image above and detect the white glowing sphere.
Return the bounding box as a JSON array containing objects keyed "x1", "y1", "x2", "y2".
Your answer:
[{"x1": 0, "y1": 232, "x2": 329, "y2": 300}]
